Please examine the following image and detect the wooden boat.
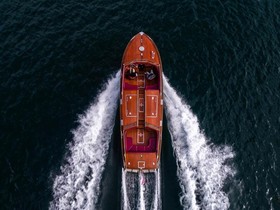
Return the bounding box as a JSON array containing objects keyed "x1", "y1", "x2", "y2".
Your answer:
[{"x1": 120, "y1": 32, "x2": 163, "y2": 172}]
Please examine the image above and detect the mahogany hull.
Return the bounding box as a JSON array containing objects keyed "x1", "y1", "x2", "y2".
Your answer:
[{"x1": 120, "y1": 32, "x2": 163, "y2": 172}]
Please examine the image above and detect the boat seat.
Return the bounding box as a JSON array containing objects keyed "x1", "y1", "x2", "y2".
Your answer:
[
  {"x1": 146, "y1": 84, "x2": 158, "y2": 90},
  {"x1": 124, "y1": 83, "x2": 138, "y2": 90},
  {"x1": 125, "y1": 137, "x2": 157, "y2": 152}
]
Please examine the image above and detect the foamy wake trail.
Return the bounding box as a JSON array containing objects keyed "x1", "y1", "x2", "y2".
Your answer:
[
  {"x1": 138, "y1": 173, "x2": 145, "y2": 210},
  {"x1": 50, "y1": 71, "x2": 120, "y2": 210},
  {"x1": 163, "y1": 75, "x2": 235, "y2": 210},
  {"x1": 121, "y1": 170, "x2": 161, "y2": 210}
]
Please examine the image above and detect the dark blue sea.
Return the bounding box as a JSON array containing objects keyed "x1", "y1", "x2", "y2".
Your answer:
[{"x1": 1, "y1": 0, "x2": 280, "y2": 209}]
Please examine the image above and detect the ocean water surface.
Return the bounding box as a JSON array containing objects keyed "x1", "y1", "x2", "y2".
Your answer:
[{"x1": 1, "y1": 0, "x2": 280, "y2": 209}]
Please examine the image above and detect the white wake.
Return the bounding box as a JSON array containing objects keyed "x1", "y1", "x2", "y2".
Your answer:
[
  {"x1": 163, "y1": 75, "x2": 235, "y2": 210},
  {"x1": 50, "y1": 71, "x2": 120, "y2": 210},
  {"x1": 49, "y1": 71, "x2": 234, "y2": 210},
  {"x1": 121, "y1": 170, "x2": 161, "y2": 210},
  {"x1": 138, "y1": 172, "x2": 146, "y2": 210}
]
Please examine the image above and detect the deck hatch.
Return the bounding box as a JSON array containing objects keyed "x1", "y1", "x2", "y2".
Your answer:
[
  {"x1": 146, "y1": 95, "x2": 158, "y2": 118},
  {"x1": 126, "y1": 94, "x2": 137, "y2": 117},
  {"x1": 138, "y1": 161, "x2": 145, "y2": 169}
]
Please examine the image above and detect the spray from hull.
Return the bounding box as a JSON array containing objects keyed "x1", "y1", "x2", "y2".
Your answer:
[
  {"x1": 50, "y1": 71, "x2": 120, "y2": 210},
  {"x1": 163, "y1": 75, "x2": 235, "y2": 210}
]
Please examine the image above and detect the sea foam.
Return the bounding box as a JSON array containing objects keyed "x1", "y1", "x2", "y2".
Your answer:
[
  {"x1": 163, "y1": 75, "x2": 235, "y2": 210},
  {"x1": 121, "y1": 170, "x2": 161, "y2": 210},
  {"x1": 50, "y1": 71, "x2": 120, "y2": 210}
]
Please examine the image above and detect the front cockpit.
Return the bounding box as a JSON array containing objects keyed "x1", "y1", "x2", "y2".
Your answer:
[{"x1": 123, "y1": 62, "x2": 160, "y2": 91}]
